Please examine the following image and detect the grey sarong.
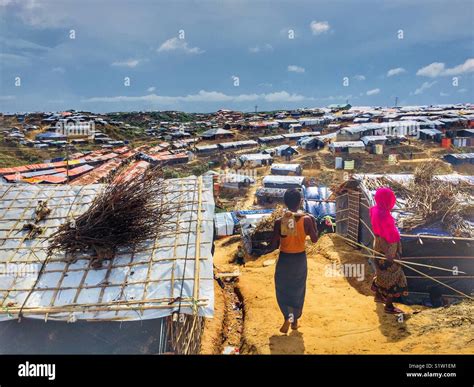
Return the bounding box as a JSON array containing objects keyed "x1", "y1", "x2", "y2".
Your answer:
[{"x1": 274, "y1": 251, "x2": 307, "y2": 320}]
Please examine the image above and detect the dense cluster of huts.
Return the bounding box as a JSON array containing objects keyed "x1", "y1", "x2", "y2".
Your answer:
[{"x1": 3, "y1": 104, "x2": 474, "y2": 172}]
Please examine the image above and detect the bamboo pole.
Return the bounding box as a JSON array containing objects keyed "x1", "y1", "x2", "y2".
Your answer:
[
  {"x1": 398, "y1": 262, "x2": 473, "y2": 300},
  {"x1": 406, "y1": 276, "x2": 474, "y2": 279},
  {"x1": 0, "y1": 302, "x2": 209, "y2": 316},
  {"x1": 348, "y1": 252, "x2": 467, "y2": 274},
  {"x1": 334, "y1": 234, "x2": 473, "y2": 299},
  {"x1": 1, "y1": 296, "x2": 209, "y2": 316},
  {"x1": 193, "y1": 176, "x2": 203, "y2": 310},
  {"x1": 402, "y1": 256, "x2": 474, "y2": 260}
]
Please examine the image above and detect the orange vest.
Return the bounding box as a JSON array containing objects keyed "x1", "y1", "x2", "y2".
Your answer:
[{"x1": 280, "y1": 216, "x2": 307, "y2": 253}]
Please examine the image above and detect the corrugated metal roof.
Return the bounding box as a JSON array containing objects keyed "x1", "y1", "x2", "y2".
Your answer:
[
  {"x1": 282, "y1": 132, "x2": 319, "y2": 139},
  {"x1": 30, "y1": 174, "x2": 68, "y2": 184},
  {"x1": 329, "y1": 141, "x2": 365, "y2": 148},
  {"x1": 114, "y1": 160, "x2": 150, "y2": 183},
  {"x1": 200, "y1": 128, "x2": 233, "y2": 137},
  {"x1": 360, "y1": 135, "x2": 388, "y2": 144},
  {"x1": 271, "y1": 163, "x2": 301, "y2": 172},
  {"x1": 419, "y1": 129, "x2": 442, "y2": 135},
  {"x1": 219, "y1": 140, "x2": 258, "y2": 148},
  {"x1": 262, "y1": 175, "x2": 305, "y2": 187},
  {"x1": 195, "y1": 144, "x2": 219, "y2": 151},
  {"x1": 258, "y1": 135, "x2": 285, "y2": 142},
  {"x1": 67, "y1": 164, "x2": 94, "y2": 177},
  {"x1": 240, "y1": 153, "x2": 273, "y2": 161},
  {"x1": 70, "y1": 159, "x2": 122, "y2": 185},
  {"x1": 444, "y1": 153, "x2": 474, "y2": 160},
  {"x1": 256, "y1": 187, "x2": 287, "y2": 196}
]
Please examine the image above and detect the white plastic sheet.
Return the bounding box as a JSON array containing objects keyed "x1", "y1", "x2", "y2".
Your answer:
[{"x1": 0, "y1": 176, "x2": 215, "y2": 322}]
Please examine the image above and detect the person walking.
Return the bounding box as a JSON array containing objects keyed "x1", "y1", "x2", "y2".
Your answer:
[{"x1": 271, "y1": 189, "x2": 318, "y2": 333}]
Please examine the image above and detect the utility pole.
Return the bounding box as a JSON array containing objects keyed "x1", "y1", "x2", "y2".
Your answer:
[
  {"x1": 254, "y1": 105, "x2": 258, "y2": 114},
  {"x1": 395, "y1": 96, "x2": 399, "y2": 107}
]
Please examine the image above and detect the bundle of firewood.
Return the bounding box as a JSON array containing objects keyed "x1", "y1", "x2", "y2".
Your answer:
[
  {"x1": 252, "y1": 205, "x2": 285, "y2": 234},
  {"x1": 48, "y1": 168, "x2": 177, "y2": 266}
]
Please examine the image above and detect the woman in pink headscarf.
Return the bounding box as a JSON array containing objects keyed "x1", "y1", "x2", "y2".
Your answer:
[{"x1": 369, "y1": 187, "x2": 408, "y2": 314}]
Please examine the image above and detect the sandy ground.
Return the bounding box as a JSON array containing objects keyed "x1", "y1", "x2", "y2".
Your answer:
[{"x1": 205, "y1": 234, "x2": 474, "y2": 355}]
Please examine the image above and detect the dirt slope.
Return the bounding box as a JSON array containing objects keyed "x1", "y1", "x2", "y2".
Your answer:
[{"x1": 208, "y1": 234, "x2": 473, "y2": 355}]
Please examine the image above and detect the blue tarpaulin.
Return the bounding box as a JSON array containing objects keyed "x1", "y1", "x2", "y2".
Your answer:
[
  {"x1": 305, "y1": 186, "x2": 332, "y2": 201},
  {"x1": 305, "y1": 201, "x2": 336, "y2": 218}
]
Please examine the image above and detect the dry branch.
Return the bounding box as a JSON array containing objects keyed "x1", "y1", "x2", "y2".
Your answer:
[
  {"x1": 48, "y1": 168, "x2": 178, "y2": 266},
  {"x1": 252, "y1": 205, "x2": 285, "y2": 234}
]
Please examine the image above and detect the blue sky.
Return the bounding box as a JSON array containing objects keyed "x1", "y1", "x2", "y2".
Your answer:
[{"x1": 0, "y1": 0, "x2": 473, "y2": 113}]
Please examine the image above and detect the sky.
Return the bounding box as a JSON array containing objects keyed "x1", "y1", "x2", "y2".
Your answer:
[{"x1": 0, "y1": 0, "x2": 473, "y2": 113}]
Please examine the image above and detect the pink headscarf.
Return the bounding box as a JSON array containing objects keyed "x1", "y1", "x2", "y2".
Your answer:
[{"x1": 369, "y1": 187, "x2": 400, "y2": 244}]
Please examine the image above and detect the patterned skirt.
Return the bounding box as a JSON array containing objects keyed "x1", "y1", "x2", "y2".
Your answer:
[{"x1": 371, "y1": 236, "x2": 408, "y2": 298}]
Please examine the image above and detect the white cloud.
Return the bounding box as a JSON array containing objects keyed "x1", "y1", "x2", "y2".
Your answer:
[
  {"x1": 458, "y1": 88, "x2": 467, "y2": 93},
  {"x1": 387, "y1": 67, "x2": 406, "y2": 77},
  {"x1": 443, "y1": 58, "x2": 474, "y2": 76},
  {"x1": 413, "y1": 81, "x2": 437, "y2": 95},
  {"x1": 52, "y1": 67, "x2": 65, "y2": 73},
  {"x1": 440, "y1": 92, "x2": 449, "y2": 97},
  {"x1": 416, "y1": 62, "x2": 446, "y2": 77},
  {"x1": 314, "y1": 94, "x2": 353, "y2": 102},
  {"x1": 366, "y1": 88, "x2": 380, "y2": 96},
  {"x1": 111, "y1": 59, "x2": 140, "y2": 68},
  {"x1": 354, "y1": 75, "x2": 366, "y2": 81},
  {"x1": 147, "y1": 86, "x2": 156, "y2": 92},
  {"x1": 264, "y1": 91, "x2": 306, "y2": 102},
  {"x1": 82, "y1": 90, "x2": 310, "y2": 104},
  {"x1": 249, "y1": 43, "x2": 273, "y2": 53},
  {"x1": 0, "y1": 95, "x2": 15, "y2": 101},
  {"x1": 288, "y1": 65, "x2": 305, "y2": 73},
  {"x1": 416, "y1": 58, "x2": 474, "y2": 77},
  {"x1": 310, "y1": 21, "x2": 330, "y2": 35},
  {"x1": 157, "y1": 37, "x2": 204, "y2": 54}
]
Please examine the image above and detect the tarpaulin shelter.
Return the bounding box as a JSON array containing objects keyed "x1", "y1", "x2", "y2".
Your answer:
[
  {"x1": 214, "y1": 212, "x2": 235, "y2": 237},
  {"x1": 270, "y1": 163, "x2": 302, "y2": 176},
  {"x1": 262, "y1": 175, "x2": 305, "y2": 189},
  {"x1": 444, "y1": 153, "x2": 474, "y2": 166},
  {"x1": 0, "y1": 176, "x2": 215, "y2": 354},
  {"x1": 304, "y1": 186, "x2": 336, "y2": 234}
]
